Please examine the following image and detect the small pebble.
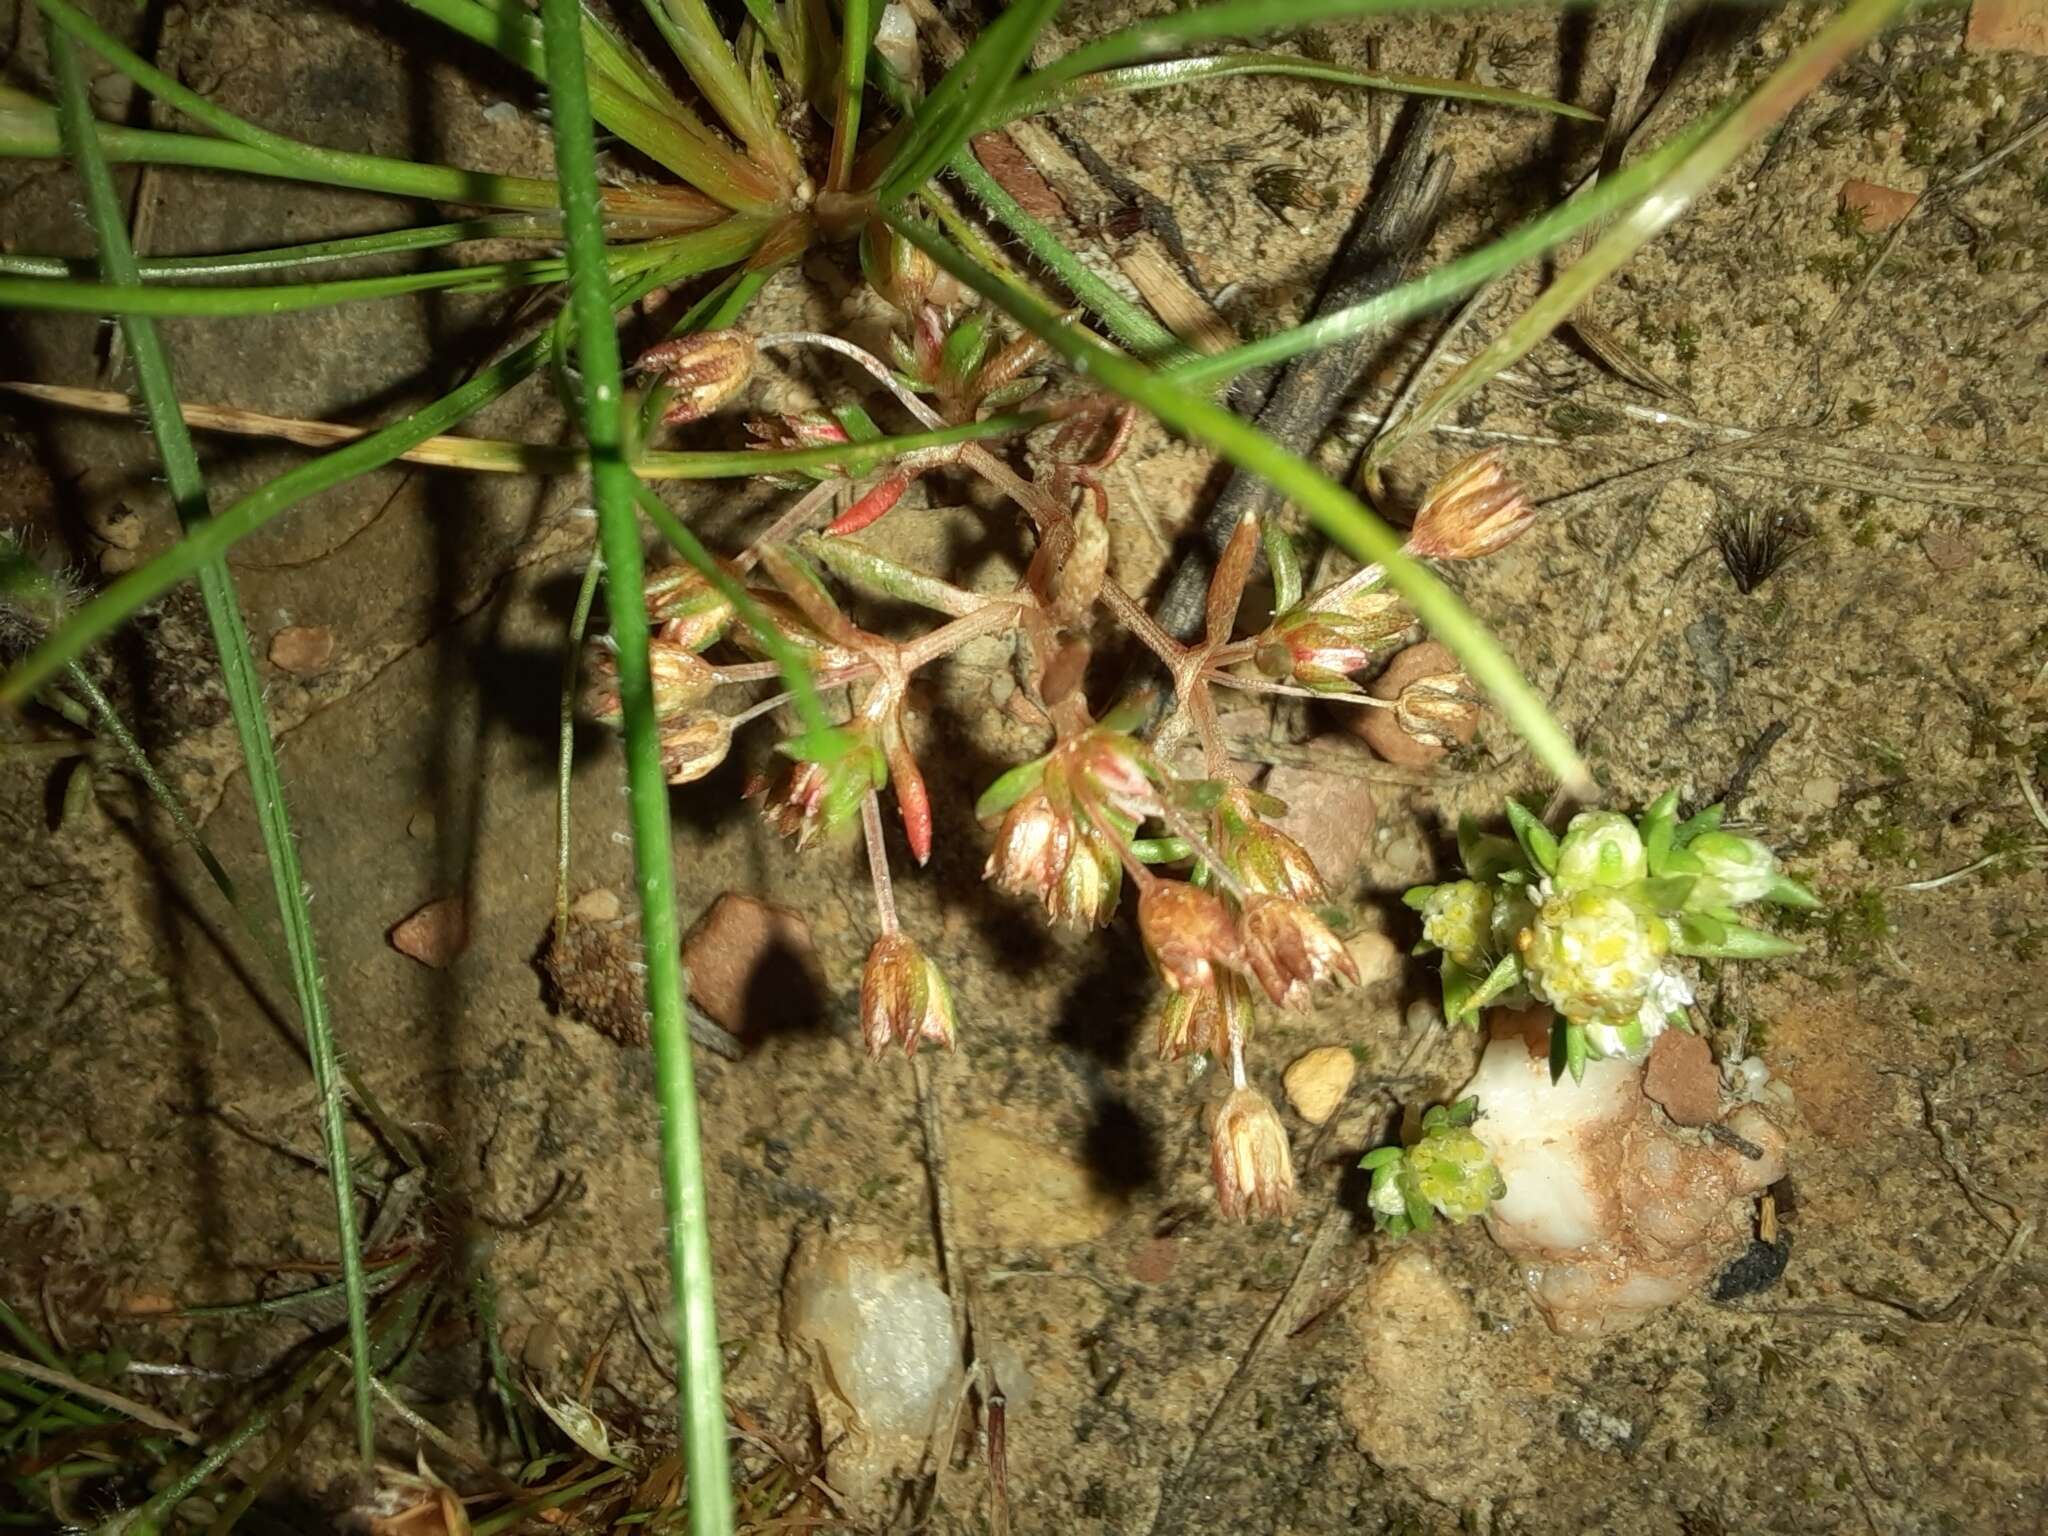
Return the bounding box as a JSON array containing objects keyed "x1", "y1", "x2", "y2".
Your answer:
[
  {"x1": 571, "y1": 887, "x2": 622, "y2": 922},
  {"x1": 268, "y1": 624, "x2": 336, "y2": 676},
  {"x1": 1838, "y1": 178, "x2": 1919, "y2": 231},
  {"x1": 1345, "y1": 930, "x2": 1402, "y2": 992},
  {"x1": 1964, "y1": 0, "x2": 2048, "y2": 55},
  {"x1": 1283, "y1": 1046, "x2": 1357, "y2": 1125},
  {"x1": 1800, "y1": 777, "x2": 1841, "y2": 811},
  {"x1": 1643, "y1": 1030, "x2": 1720, "y2": 1127},
  {"x1": 389, "y1": 895, "x2": 468, "y2": 969},
  {"x1": 680, "y1": 892, "x2": 826, "y2": 1038}
]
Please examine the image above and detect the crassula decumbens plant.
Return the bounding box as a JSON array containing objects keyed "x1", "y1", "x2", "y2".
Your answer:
[
  {"x1": 1366, "y1": 792, "x2": 1815, "y2": 1237},
  {"x1": 574, "y1": 241, "x2": 1544, "y2": 1222}
]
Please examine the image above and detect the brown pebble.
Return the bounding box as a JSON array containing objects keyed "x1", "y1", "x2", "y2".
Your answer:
[
  {"x1": 1921, "y1": 528, "x2": 1973, "y2": 572},
  {"x1": 1838, "y1": 178, "x2": 1919, "y2": 232},
  {"x1": 390, "y1": 895, "x2": 468, "y2": 969},
  {"x1": 1643, "y1": 1030, "x2": 1721, "y2": 1128},
  {"x1": 1127, "y1": 1236, "x2": 1179, "y2": 1286},
  {"x1": 1283, "y1": 1046, "x2": 1357, "y2": 1125},
  {"x1": 1346, "y1": 930, "x2": 1402, "y2": 992},
  {"x1": 570, "y1": 887, "x2": 622, "y2": 923},
  {"x1": 1965, "y1": 0, "x2": 2048, "y2": 55},
  {"x1": 1350, "y1": 642, "x2": 1477, "y2": 768},
  {"x1": 268, "y1": 624, "x2": 336, "y2": 676},
  {"x1": 681, "y1": 893, "x2": 827, "y2": 1040},
  {"x1": 1265, "y1": 741, "x2": 1378, "y2": 893}
]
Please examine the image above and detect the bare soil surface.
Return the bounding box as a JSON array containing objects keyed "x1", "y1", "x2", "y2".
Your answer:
[{"x1": 3, "y1": 2, "x2": 2046, "y2": 1532}]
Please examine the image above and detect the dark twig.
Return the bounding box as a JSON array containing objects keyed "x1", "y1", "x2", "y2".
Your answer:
[
  {"x1": 1718, "y1": 719, "x2": 1789, "y2": 812},
  {"x1": 1148, "y1": 99, "x2": 1452, "y2": 646}
]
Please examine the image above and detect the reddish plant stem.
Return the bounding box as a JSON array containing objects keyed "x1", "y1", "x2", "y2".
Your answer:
[{"x1": 861, "y1": 790, "x2": 899, "y2": 936}]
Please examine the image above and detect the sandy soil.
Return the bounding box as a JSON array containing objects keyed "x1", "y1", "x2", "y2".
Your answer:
[{"x1": 2, "y1": 1, "x2": 2046, "y2": 1531}]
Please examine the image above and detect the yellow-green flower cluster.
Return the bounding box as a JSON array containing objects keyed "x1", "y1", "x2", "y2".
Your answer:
[
  {"x1": 1405, "y1": 791, "x2": 1817, "y2": 1081},
  {"x1": 1362, "y1": 1098, "x2": 1506, "y2": 1237}
]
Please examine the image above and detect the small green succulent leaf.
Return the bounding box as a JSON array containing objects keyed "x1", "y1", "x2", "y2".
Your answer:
[
  {"x1": 1673, "y1": 801, "x2": 1725, "y2": 847},
  {"x1": 941, "y1": 314, "x2": 991, "y2": 388},
  {"x1": 974, "y1": 755, "x2": 1046, "y2": 820},
  {"x1": 1458, "y1": 814, "x2": 1525, "y2": 882},
  {"x1": 1440, "y1": 959, "x2": 1481, "y2": 1029},
  {"x1": 1359, "y1": 1146, "x2": 1404, "y2": 1171},
  {"x1": 831, "y1": 401, "x2": 884, "y2": 441},
  {"x1": 1402, "y1": 1182, "x2": 1436, "y2": 1233},
  {"x1": 1672, "y1": 918, "x2": 1802, "y2": 960},
  {"x1": 1565, "y1": 1020, "x2": 1589, "y2": 1083},
  {"x1": 1403, "y1": 883, "x2": 1438, "y2": 912},
  {"x1": 1463, "y1": 951, "x2": 1524, "y2": 1020},
  {"x1": 1504, "y1": 799, "x2": 1559, "y2": 875},
  {"x1": 1765, "y1": 872, "x2": 1820, "y2": 909},
  {"x1": 979, "y1": 375, "x2": 1047, "y2": 411},
  {"x1": 1641, "y1": 873, "x2": 1699, "y2": 912},
  {"x1": 1660, "y1": 844, "x2": 1706, "y2": 877},
  {"x1": 1129, "y1": 836, "x2": 1193, "y2": 864}
]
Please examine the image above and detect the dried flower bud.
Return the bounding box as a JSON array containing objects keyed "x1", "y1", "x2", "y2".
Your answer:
[
  {"x1": 1210, "y1": 1088, "x2": 1297, "y2": 1222},
  {"x1": 860, "y1": 220, "x2": 943, "y2": 315},
  {"x1": 1406, "y1": 448, "x2": 1536, "y2": 561},
  {"x1": 859, "y1": 931, "x2": 958, "y2": 1056},
  {"x1": 582, "y1": 642, "x2": 715, "y2": 725},
  {"x1": 1254, "y1": 598, "x2": 1409, "y2": 693},
  {"x1": 1354, "y1": 643, "x2": 1477, "y2": 768},
  {"x1": 1155, "y1": 970, "x2": 1253, "y2": 1062},
  {"x1": 1138, "y1": 880, "x2": 1243, "y2": 993},
  {"x1": 755, "y1": 738, "x2": 884, "y2": 849},
  {"x1": 1238, "y1": 895, "x2": 1358, "y2": 1010},
  {"x1": 1051, "y1": 815, "x2": 1122, "y2": 929},
  {"x1": 1214, "y1": 787, "x2": 1327, "y2": 903},
  {"x1": 747, "y1": 411, "x2": 852, "y2": 453},
  {"x1": 1063, "y1": 728, "x2": 1163, "y2": 822},
  {"x1": 983, "y1": 786, "x2": 1075, "y2": 910},
  {"x1": 658, "y1": 712, "x2": 733, "y2": 785},
  {"x1": 646, "y1": 564, "x2": 736, "y2": 653},
  {"x1": 728, "y1": 592, "x2": 864, "y2": 673},
  {"x1": 634, "y1": 330, "x2": 756, "y2": 426},
  {"x1": 1391, "y1": 669, "x2": 1482, "y2": 748}
]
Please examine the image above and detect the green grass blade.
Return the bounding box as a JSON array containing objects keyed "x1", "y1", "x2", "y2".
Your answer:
[
  {"x1": 0, "y1": 92, "x2": 563, "y2": 209},
  {"x1": 995, "y1": 49, "x2": 1599, "y2": 125},
  {"x1": 1165, "y1": 109, "x2": 1722, "y2": 391},
  {"x1": 0, "y1": 220, "x2": 764, "y2": 708},
  {"x1": 536, "y1": 4, "x2": 736, "y2": 1533},
  {"x1": 889, "y1": 211, "x2": 1594, "y2": 795},
  {"x1": 827, "y1": 0, "x2": 871, "y2": 190},
  {"x1": 876, "y1": 0, "x2": 1063, "y2": 205},
  {"x1": 0, "y1": 255, "x2": 583, "y2": 317},
  {"x1": 44, "y1": 23, "x2": 376, "y2": 1463},
  {"x1": 0, "y1": 216, "x2": 563, "y2": 280},
  {"x1": 863, "y1": 52, "x2": 1189, "y2": 362},
  {"x1": 1368, "y1": 0, "x2": 1905, "y2": 467},
  {"x1": 944, "y1": 149, "x2": 1190, "y2": 362},
  {"x1": 397, "y1": 0, "x2": 783, "y2": 210},
  {"x1": 1009, "y1": 0, "x2": 1529, "y2": 108},
  {"x1": 34, "y1": 1, "x2": 570, "y2": 208},
  {"x1": 641, "y1": 0, "x2": 803, "y2": 182}
]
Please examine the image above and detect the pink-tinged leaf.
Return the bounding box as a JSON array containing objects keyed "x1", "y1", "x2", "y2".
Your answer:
[{"x1": 826, "y1": 472, "x2": 910, "y2": 536}]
